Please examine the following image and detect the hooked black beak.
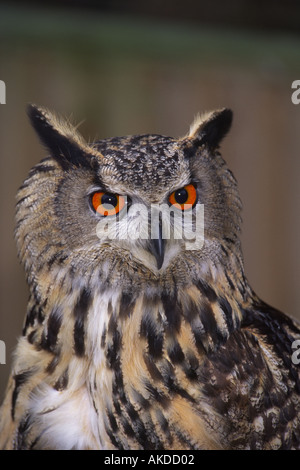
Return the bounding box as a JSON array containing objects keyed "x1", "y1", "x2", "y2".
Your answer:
[{"x1": 150, "y1": 214, "x2": 165, "y2": 270}]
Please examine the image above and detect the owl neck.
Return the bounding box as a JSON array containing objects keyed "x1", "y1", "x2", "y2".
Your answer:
[{"x1": 24, "y1": 248, "x2": 251, "y2": 372}]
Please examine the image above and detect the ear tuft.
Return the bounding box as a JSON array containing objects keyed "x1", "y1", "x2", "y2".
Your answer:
[
  {"x1": 27, "y1": 104, "x2": 102, "y2": 170},
  {"x1": 188, "y1": 108, "x2": 233, "y2": 149}
]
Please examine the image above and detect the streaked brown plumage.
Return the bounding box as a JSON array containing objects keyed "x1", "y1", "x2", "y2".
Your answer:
[{"x1": 0, "y1": 105, "x2": 299, "y2": 450}]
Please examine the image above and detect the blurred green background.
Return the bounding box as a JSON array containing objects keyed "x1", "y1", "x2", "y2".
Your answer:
[{"x1": 0, "y1": 1, "x2": 300, "y2": 399}]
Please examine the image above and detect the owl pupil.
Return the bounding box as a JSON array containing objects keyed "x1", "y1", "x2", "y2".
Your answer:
[
  {"x1": 174, "y1": 188, "x2": 188, "y2": 204},
  {"x1": 101, "y1": 193, "x2": 118, "y2": 208}
]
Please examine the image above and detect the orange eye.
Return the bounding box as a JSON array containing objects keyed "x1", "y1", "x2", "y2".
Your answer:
[
  {"x1": 168, "y1": 184, "x2": 197, "y2": 210},
  {"x1": 91, "y1": 191, "x2": 126, "y2": 216}
]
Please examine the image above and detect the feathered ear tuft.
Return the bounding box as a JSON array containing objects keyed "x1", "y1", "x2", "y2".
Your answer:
[
  {"x1": 187, "y1": 108, "x2": 233, "y2": 149},
  {"x1": 27, "y1": 104, "x2": 102, "y2": 170}
]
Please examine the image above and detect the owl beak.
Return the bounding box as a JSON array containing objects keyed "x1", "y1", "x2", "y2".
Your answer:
[{"x1": 150, "y1": 215, "x2": 165, "y2": 270}]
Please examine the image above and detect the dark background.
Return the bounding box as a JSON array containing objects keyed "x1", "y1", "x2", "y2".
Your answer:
[{"x1": 0, "y1": 0, "x2": 300, "y2": 398}]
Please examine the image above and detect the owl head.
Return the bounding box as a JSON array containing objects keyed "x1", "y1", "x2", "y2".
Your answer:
[{"x1": 16, "y1": 105, "x2": 241, "y2": 292}]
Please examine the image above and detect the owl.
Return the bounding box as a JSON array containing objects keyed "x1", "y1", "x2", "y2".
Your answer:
[{"x1": 0, "y1": 105, "x2": 300, "y2": 450}]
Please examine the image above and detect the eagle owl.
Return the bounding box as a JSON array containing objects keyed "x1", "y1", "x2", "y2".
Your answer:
[{"x1": 0, "y1": 105, "x2": 299, "y2": 450}]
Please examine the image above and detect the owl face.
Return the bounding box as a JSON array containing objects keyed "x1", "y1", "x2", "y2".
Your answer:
[
  {"x1": 91, "y1": 134, "x2": 199, "y2": 271},
  {"x1": 16, "y1": 106, "x2": 241, "y2": 289}
]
